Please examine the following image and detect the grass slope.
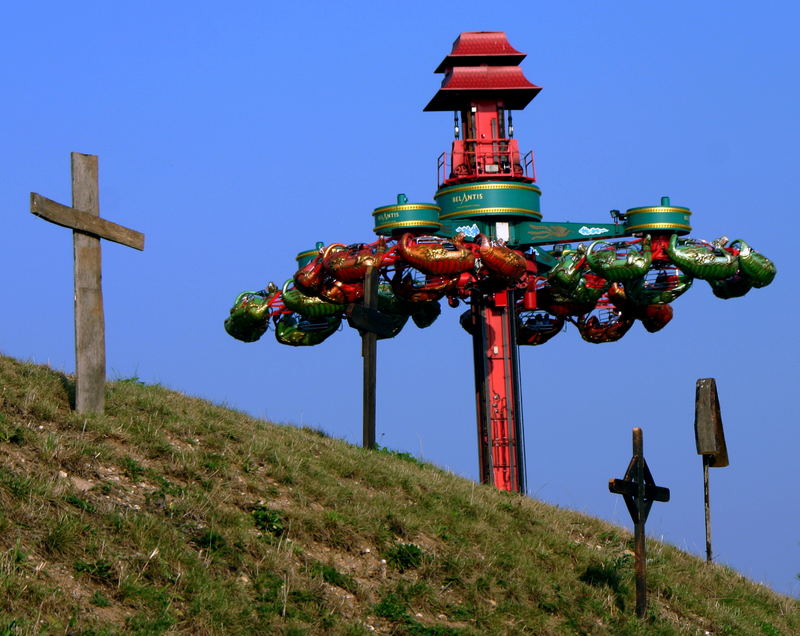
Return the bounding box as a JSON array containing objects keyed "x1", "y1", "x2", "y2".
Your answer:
[{"x1": 0, "y1": 355, "x2": 796, "y2": 635}]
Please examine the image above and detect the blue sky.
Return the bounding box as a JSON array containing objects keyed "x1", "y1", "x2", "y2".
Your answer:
[{"x1": 2, "y1": 1, "x2": 798, "y2": 596}]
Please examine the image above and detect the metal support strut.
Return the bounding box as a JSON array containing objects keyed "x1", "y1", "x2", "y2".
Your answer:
[{"x1": 470, "y1": 290, "x2": 526, "y2": 492}]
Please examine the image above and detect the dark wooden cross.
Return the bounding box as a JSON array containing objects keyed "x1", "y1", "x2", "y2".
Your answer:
[
  {"x1": 30, "y1": 152, "x2": 145, "y2": 414},
  {"x1": 694, "y1": 377, "x2": 729, "y2": 563},
  {"x1": 608, "y1": 427, "x2": 670, "y2": 618}
]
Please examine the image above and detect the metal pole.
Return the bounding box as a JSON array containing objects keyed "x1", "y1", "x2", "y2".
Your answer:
[
  {"x1": 704, "y1": 454, "x2": 712, "y2": 563},
  {"x1": 507, "y1": 291, "x2": 526, "y2": 494},
  {"x1": 632, "y1": 427, "x2": 647, "y2": 618},
  {"x1": 470, "y1": 298, "x2": 492, "y2": 484},
  {"x1": 362, "y1": 266, "x2": 378, "y2": 449}
]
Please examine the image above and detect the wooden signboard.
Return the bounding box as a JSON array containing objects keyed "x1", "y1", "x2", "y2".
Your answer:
[{"x1": 694, "y1": 378, "x2": 728, "y2": 467}]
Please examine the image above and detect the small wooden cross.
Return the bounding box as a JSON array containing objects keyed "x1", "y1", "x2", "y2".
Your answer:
[
  {"x1": 608, "y1": 427, "x2": 670, "y2": 618},
  {"x1": 30, "y1": 152, "x2": 145, "y2": 414}
]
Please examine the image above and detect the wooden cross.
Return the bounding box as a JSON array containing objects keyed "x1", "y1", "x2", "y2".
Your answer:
[
  {"x1": 30, "y1": 152, "x2": 145, "y2": 414},
  {"x1": 608, "y1": 427, "x2": 670, "y2": 618}
]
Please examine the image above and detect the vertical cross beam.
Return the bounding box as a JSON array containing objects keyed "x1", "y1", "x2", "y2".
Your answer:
[
  {"x1": 632, "y1": 428, "x2": 647, "y2": 618},
  {"x1": 71, "y1": 153, "x2": 105, "y2": 413}
]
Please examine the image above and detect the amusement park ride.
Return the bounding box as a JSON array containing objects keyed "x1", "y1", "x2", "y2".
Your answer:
[{"x1": 225, "y1": 32, "x2": 775, "y2": 493}]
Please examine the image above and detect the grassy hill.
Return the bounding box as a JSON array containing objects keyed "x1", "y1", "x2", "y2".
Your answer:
[{"x1": 0, "y1": 355, "x2": 796, "y2": 635}]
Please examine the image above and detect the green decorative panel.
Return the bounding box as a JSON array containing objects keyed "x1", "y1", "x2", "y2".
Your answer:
[
  {"x1": 514, "y1": 222, "x2": 628, "y2": 246},
  {"x1": 435, "y1": 181, "x2": 542, "y2": 223},
  {"x1": 438, "y1": 218, "x2": 494, "y2": 239},
  {"x1": 372, "y1": 202, "x2": 441, "y2": 236},
  {"x1": 624, "y1": 197, "x2": 692, "y2": 235}
]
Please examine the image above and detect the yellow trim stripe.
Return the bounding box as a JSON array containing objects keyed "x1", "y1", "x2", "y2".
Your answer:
[
  {"x1": 436, "y1": 182, "x2": 542, "y2": 197},
  {"x1": 373, "y1": 220, "x2": 442, "y2": 232},
  {"x1": 372, "y1": 204, "x2": 440, "y2": 216},
  {"x1": 625, "y1": 223, "x2": 692, "y2": 233},
  {"x1": 439, "y1": 207, "x2": 542, "y2": 220},
  {"x1": 625, "y1": 207, "x2": 692, "y2": 216},
  {"x1": 295, "y1": 250, "x2": 319, "y2": 260}
]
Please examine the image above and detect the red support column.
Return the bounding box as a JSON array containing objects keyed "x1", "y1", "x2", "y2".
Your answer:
[{"x1": 470, "y1": 290, "x2": 526, "y2": 492}]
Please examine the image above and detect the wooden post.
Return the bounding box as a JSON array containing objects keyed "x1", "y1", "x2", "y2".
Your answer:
[
  {"x1": 609, "y1": 427, "x2": 670, "y2": 619},
  {"x1": 361, "y1": 266, "x2": 378, "y2": 449},
  {"x1": 703, "y1": 455, "x2": 712, "y2": 563},
  {"x1": 30, "y1": 153, "x2": 145, "y2": 414}
]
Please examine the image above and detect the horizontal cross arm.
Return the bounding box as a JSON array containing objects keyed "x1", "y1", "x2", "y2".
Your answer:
[
  {"x1": 30, "y1": 193, "x2": 145, "y2": 251},
  {"x1": 608, "y1": 478, "x2": 670, "y2": 502}
]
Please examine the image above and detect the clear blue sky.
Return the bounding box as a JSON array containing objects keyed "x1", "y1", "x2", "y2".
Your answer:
[{"x1": 2, "y1": 1, "x2": 798, "y2": 596}]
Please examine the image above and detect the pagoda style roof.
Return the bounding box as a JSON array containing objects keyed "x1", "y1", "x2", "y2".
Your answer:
[
  {"x1": 434, "y1": 31, "x2": 526, "y2": 73},
  {"x1": 424, "y1": 66, "x2": 542, "y2": 111}
]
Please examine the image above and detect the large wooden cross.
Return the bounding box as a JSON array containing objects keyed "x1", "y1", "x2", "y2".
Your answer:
[{"x1": 30, "y1": 152, "x2": 145, "y2": 414}]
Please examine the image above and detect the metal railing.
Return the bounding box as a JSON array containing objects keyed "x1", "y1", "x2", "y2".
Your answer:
[{"x1": 437, "y1": 142, "x2": 535, "y2": 186}]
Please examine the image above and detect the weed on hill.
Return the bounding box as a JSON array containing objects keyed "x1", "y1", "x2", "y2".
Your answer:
[{"x1": 0, "y1": 355, "x2": 797, "y2": 634}]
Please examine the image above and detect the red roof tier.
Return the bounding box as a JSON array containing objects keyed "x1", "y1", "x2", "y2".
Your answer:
[
  {"x1": 434, "y1": 31, "x2": 526, "y2": 73},
  {"x1": 424, "y1": 66, "x2": 542, "y2": 111}
]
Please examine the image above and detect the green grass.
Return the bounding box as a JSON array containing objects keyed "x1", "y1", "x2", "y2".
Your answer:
[{"x1": 0, "y1": 354, "x2": 796, "y2": 634}]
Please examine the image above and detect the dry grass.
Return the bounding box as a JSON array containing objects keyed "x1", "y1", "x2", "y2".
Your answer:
[{"x1": 0, "y1": 355, "x2": 796, "y2": 635}]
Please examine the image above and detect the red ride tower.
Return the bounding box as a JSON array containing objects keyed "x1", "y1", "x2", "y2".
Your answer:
[
  {"x1": 426, "y1": 32, "x2": 543, "y2": 493},
  {"x1": 225, "y1": 31, "x2": 777, "y2": 497}
]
